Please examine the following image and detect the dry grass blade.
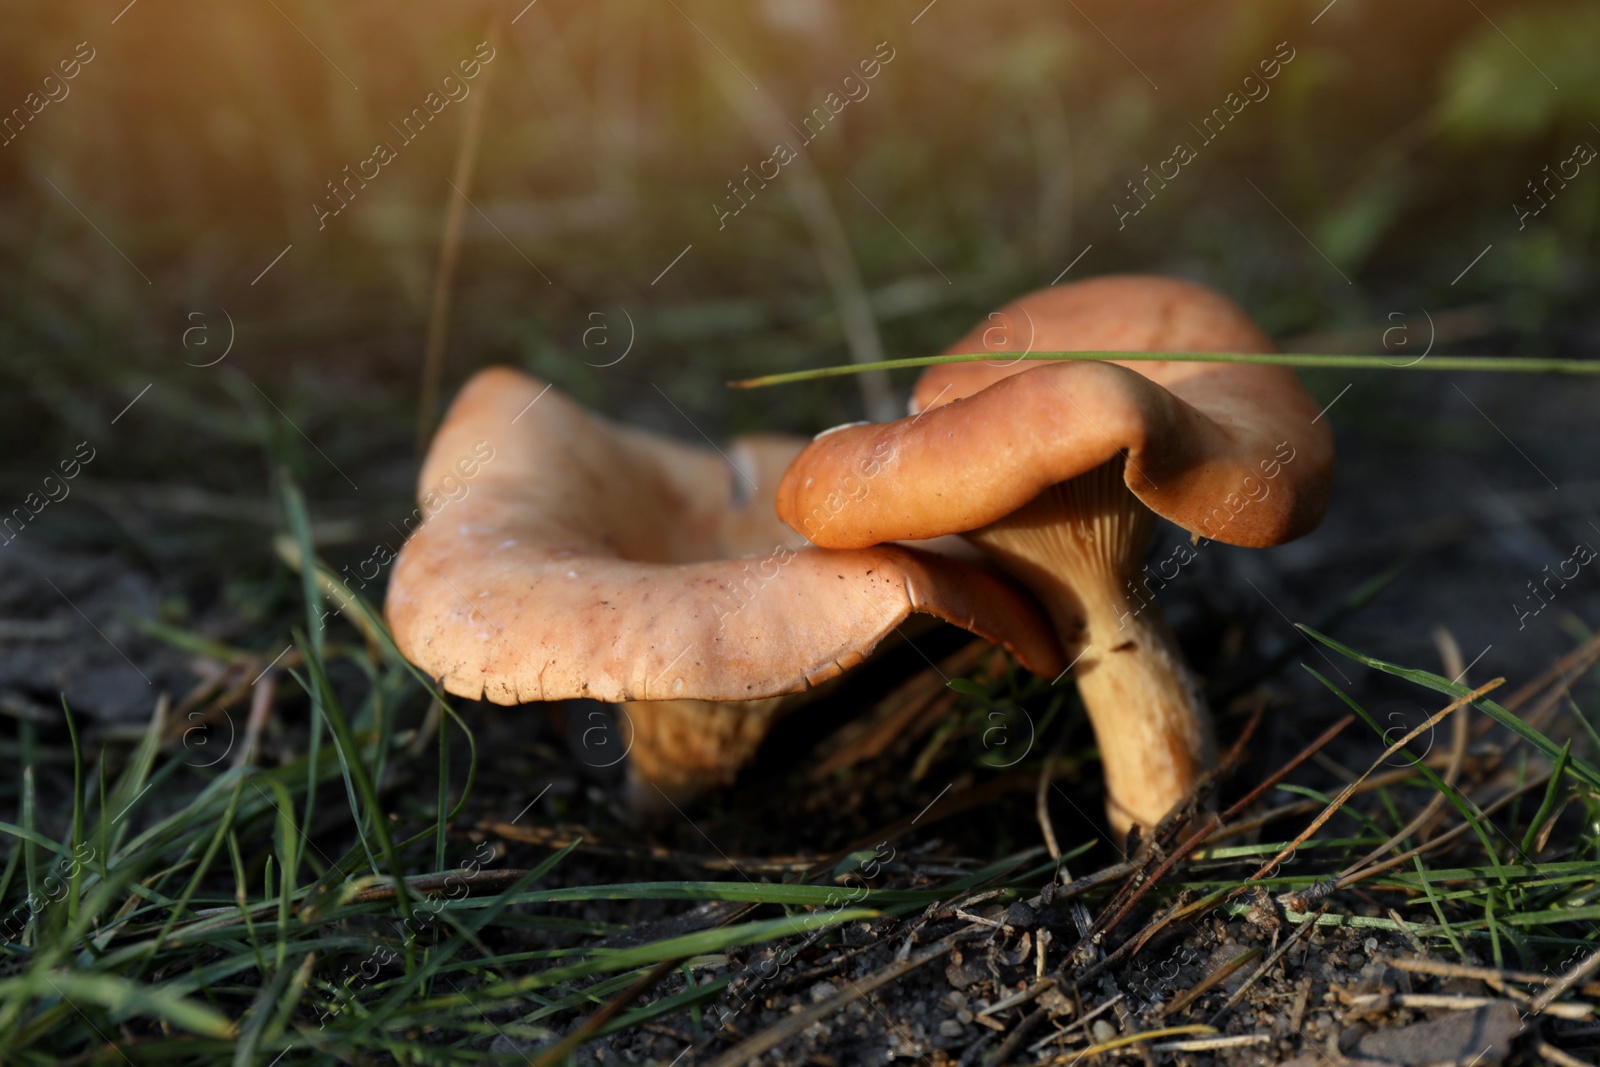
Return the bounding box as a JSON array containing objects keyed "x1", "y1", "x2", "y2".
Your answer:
[
  {"x1": 1052, "y1": 1024, "x2": 1217, "y2": 1062},
  {"x1": 1345, "y1": 993, "x2": 1591, "y2": 1020},
  {"x1": 1037, "y1": 741, "x2": 1065, "y2": 862},
  {"x1": 810, "y1": 642, "x2": 989, "y2": 778},
  {"x1": 984, "y1": 1003, "x2": 1051, "y2": 1064},
  {"x1": 1244, "y1": 678, "x2": 1502, "y2": 886},
  {"x1": 417, "y1": 19, "x2": 499, "y2": 453},
  {"x1": 979, "y1": 979, "x2": 1058, "y2": 1018},
  {"x1": 1029, "y1": 994, "x2": 1123, "y2": 1054},
  {"x1": 1491, "y1": 628, "x2": 1600, "y2": 724},
  {"x1": 342, "y1": 867, "x2": 533, "y2": 904},
  {"x1": 1074, "y1": 705, "x2": 1267, "y2": 948},
  {"x1": 1337, "y1": 690, "x2": 1470, "y2": 879},
  {"x1": 1151, "y1": 1033, "x2": 1273, "y2": 1052},
  {"x1": 1390, "y1": 958, "x2": 1600, "y2": 1001},
  {"x1": 1535, "y1": 945, "x2": 1600, "y2": 1014},
  {"x1": 1536, "y1": 1039, "x2": 1600, "y2": 1067},
  {"x1": 1114, "y1": 715, "x2": 1355, "y2": 962},
  {"x1": 234, "y1": 668, "x2": 278, "y2": 768}
]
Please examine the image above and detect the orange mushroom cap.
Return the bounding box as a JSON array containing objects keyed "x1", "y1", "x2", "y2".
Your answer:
[
  {"x1": 384, "y1": 367, "x2": 1064, "y2": 706},
  {"x1": 776, "y1": 275, "x2": 1338, "y2": 834},
  {"x1": 778, "y1": 275, "x2": 1334, "y2": 551}
]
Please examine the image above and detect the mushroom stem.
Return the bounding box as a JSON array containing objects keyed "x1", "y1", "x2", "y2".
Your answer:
[
  {"x1": 964, "y1": 458, "x2": 1213, "y2": 837},
  {"x1": 619, "y1": 696, "x2": 792, "y2": 822}
]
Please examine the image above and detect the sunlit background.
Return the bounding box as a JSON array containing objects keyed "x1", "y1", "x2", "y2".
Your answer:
[{"x1": 2, "y1": 0, "x2": 1598, "y2": 694}]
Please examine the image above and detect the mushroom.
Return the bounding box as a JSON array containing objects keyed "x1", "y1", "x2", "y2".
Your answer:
[
  {"x1": 385, "y1": 367, "x2": 1063, "y2": 814},
  {"x1": 775, "y1": 275, "x2": 1335, "y2": 835}
]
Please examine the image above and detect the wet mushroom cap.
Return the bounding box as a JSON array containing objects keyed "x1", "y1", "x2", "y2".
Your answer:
[
  {"x1": 384, "y1": 367, "x2": 1064, "y2": 705},
  {"x1": 779, "y1": 276, "x2": 1334, "y2": 551}
]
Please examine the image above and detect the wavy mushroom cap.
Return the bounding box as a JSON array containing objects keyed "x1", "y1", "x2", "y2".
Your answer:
[
  {"x1": 778, "y1": 277, "x2": 1334, "y2": 550},
  {"x1": 385, "y1": 368, "x2": 1064, "y2": 705}
]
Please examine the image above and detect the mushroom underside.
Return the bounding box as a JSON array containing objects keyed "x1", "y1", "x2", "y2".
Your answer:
[{"x1": 388, "y1": 367, "x2": 1064, "y2": 813}]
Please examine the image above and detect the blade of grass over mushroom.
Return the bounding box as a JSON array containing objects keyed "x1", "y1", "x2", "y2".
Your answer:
[
  {"x1": 729, "y1": 350, "x2": 1600, "y2": 388},
  {"x1": 1300, "y1": 626, "x2": 1600, "y2": 789}
]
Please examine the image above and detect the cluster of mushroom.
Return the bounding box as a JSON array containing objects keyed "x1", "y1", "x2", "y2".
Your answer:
[{"x1": 386, "y1": 275, "x2": 1334, "y2": 835}]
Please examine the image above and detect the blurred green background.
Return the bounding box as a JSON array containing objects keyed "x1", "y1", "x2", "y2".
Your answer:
[{"x1": 2, "y1": 0, "x2": 1597, "y2": 564}]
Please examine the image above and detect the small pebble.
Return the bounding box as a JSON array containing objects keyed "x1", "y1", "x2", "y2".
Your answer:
[
  {"x1": 1092, "y1": 1020, "x2": 1117, "y2": 1044},
  {"x1": 808, "y1": 981, "x2": 837, "y2": 1003}
]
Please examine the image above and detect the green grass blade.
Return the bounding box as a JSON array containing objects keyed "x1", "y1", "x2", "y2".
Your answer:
[
  {"x1": 729, "y1": 350, "x2": 1600, "y2": 389},
  {"x1": 2, "y1": 969, "x2": 237, "y2": 1039},
  {"x1": 1520, "y1": 741, "x2": 1572, "y2": 857},
  {"x1": 1298, "y1": 626, "x2": 1600, "y2": 790},
  {"x1": 1412, "y1": 857, "x2": 1468, "y2": 962},
  {"x1": 60, "y1": 699, "x2": 84, "y2": 927},
  {"x1": 1303, "y1": 666, "x2": 1509, "y2": 884},
  {"x1": 427, "y1": 908, "x2": 876, "y2": 1008}
]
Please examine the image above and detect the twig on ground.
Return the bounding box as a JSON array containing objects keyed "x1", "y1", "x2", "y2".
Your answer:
[{"x1": 979, "y1": 978, "x2": 1057, "y2": 1017}]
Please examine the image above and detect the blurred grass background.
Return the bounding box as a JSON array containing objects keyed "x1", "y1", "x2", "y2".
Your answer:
[
  {"x1": 2, "y1": 5, "x2": 1600, "y2": 1057},
  {"x1": 1, "y1": 0, "x2": 1597, "y2": 561}
]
